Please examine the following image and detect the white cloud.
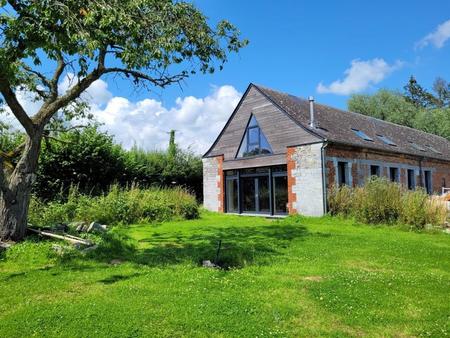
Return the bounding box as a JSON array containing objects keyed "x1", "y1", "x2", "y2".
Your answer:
[
  {"x1": 2, "y1": 77, "x2": 241, "y2": 154},
  {"x1": 89, "y1": 83, "x2": 241, "y2": 154},
  {"x1": 316, "y1": 58, "x2": 402, "y2": 95},
  {"x1": 416, "y1": 19, "x2": 450, "y2": 49}
]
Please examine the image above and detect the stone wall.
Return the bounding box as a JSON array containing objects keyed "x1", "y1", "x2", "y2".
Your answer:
[
  {"x1": 287, "y1": 143, "x2": 326, "y2": 216},
  {"x1": 202, "y1": 156, "x2": 224, "y2": 212}
]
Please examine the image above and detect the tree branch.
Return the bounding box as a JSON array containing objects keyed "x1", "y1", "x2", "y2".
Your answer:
[
  {"x1": 103, "y1": 68, "x2": 187, "y2": 87},
  {"x1": 34, "y1": 70, "x2": 104, "y2": 126},
  {"x1": 50, "y1": 52, "x2": 66, "y2": 99},
  {"x1": 0, "y1": 83, "x2": 35, "y2": 136},
  {"x1": 22, "y1": 64, "x2": 52, "y2": 90}
]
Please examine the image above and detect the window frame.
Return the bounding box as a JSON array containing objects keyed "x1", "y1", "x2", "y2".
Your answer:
[
  {"x1": 389, "y1": 167, "x2": 399, "y2": 182},
  {"x1": 337, "y1": 161, "x2": 349, "y2": 186},
  {"x1": 424, "y1": 170, "x2": 432, "y2": 195},
  {"x1": 407, "y1": 169, "x2": 416, "y2": 190},
  {"x1": 370, "y1": 165, "x2": 381, "y2": 177}
]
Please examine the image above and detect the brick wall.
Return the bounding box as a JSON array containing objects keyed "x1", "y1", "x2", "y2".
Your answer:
[
  {"x1": 287, "y1": 143, "x2": 325, "y2": 216},
  {"x1": 325, "y1": 144, "x2": 450, "y2": 193},
  {"x1": 286, "y1": 147, "x2": 297, "y2": 214},
  {"x1": 202, "y1": 155, "x2": 224, "y2": 212}
]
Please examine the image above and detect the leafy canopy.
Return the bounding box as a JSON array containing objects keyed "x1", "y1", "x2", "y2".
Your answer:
[
  {"x1": 348, "y1": 76, "x2": 450, "y2": 140},
  {"x1": 0, "y1": 0, "x2": 247, "y2": 134}
]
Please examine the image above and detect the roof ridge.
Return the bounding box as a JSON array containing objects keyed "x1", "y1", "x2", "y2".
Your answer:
[{"x1": 255, "y1": 84, "x2": 449, "y2": 143}]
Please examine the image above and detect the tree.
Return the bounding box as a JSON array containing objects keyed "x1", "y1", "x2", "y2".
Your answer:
[
  {"x1": 348, "y1": 89, "x2": 418, "y2": 127},
  {"x1": 0, "y1": 0, "x2": 247, "y2": 240},
  {"x1": 348, "y1": 76, "x2": 450, "y2": 141},
  {"x1": 403, "y1": 75, "x2": 438, "y2": 108},
  {"x1": 432, "y1": 77, "x2": 450, "y2": 108}
]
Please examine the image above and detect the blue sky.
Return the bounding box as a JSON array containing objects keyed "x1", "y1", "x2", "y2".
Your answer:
[
  {"x1": 6, "y1": 1, "x2": 450, "y2": 152},
  {"x1": 108, "y1": 0, "x2": 450, "y2": 109}
]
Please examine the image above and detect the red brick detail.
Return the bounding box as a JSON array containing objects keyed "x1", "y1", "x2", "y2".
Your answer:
[
  {"x1": 216, "y1": 155, "x2": 224, "y2": 212},
  {"x1": 286, "y1": 147, "x2": 297, "y2": 214}
]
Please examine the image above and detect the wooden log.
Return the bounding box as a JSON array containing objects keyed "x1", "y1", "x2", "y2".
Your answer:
[
  {"x1": 28, "y1": 228, "x2": 93, "y2": 246},
  {"x1": 0, "y1": 241, "x2": 12, "y2": 251}
]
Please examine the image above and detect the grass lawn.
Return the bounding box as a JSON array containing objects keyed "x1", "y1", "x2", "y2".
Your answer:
[{"x1": 1, "y1": 212, "x2": 449, "y2": 337}]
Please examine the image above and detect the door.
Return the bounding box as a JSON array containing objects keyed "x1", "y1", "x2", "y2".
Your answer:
[{"x1": 241, "y1": 175, "x2": 270, "y2": 213}]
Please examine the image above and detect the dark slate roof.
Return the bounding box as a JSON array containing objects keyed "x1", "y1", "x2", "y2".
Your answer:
[{"x1": 254, "y1": 84, "x2": 450, "y2": 162}]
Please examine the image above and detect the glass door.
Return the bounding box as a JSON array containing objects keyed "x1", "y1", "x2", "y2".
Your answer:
[
  {"x1": 242, "y1": 177, "x2": 256, "y2": 212},
  {"x1": 241, "y1": 175, "x2": 270, "y2": 213}
]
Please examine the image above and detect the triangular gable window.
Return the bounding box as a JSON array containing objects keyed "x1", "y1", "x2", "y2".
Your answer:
[{"x1": 237, "y1": 115, "x2": 273, "y2": 157}]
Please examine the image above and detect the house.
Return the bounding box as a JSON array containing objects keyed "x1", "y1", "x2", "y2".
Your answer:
[{"x1": 202, "y1": 83, "x2": 450, "y2": 216}]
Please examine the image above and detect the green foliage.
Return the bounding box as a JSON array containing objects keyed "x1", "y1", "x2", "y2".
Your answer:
[
  {"x1": 327, "y1": 177, "x2": 447, "y2": 228},
  {"x1": 33, "y1": 127, "x2": 203, "y2": 201},
  {"x1": 28, "y1": 185, "x2": 199, "y2": 226},
  {"x1": 348, "y1": 89, "x2": 418, "y2": 127},
  {"x1": 1, "y1": 0, "x2": 247, "y2": 90},
  {"x1": 403, "y1": 75, "x2": 439, "y2": 108},
  {"x1": 351, "y1": 178, "x2": 402, "y2": 224},
  {"x1": 347, "y1": 77, "x2": 450, "y2": 140}
]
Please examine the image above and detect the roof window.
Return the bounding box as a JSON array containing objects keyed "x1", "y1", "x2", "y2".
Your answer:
[
  {"x1": 351, "y1": 128, "x2": 373, "y2": 142},
  {"x1": 408, "y1": 141, "x2": 426, "y2": 152},
  {"x1": 426, "y1": 145, "x2": 442, "y2": 154},
  {"x1": 376, "y1": 134, "x2": 397, "y2": 146}
]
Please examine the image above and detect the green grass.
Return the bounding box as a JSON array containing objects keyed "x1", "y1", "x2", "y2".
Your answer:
[{"x1": 1, "y1": 212, "x2": 449, "y2": 337}]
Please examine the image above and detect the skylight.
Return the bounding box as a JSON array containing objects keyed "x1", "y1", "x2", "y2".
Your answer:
[
  {"x1": 376, "y1": 134, "x2": 397, "y2": 146},
  {"x1": 351, "y1": 128, "x2": 373, "y2": 142},
  {"x1": 426, "y1": 145, "x2": 442, "y2": 154},
  {"x1": 408, "y1": 141, "x2": 426, "y2": 152}
]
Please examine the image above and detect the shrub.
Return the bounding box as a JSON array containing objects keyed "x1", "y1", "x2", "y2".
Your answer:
[
  {"x1": 352, "y1": 178, "x2": 402, "y2": 224},
  {"x1": 327, "y1": 184, "x2": 353, "y2": 216},
  {"x1": 327, "y1": 177, "x2": 448, "y2": 229},
  {"x1": 29, "y1": 185, "x2": 199, "y2": 226},
  {"x1": 400, "y1": 191, "x2": 448, "y2": 229}
]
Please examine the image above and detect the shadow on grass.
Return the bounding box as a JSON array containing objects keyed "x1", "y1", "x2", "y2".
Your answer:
[
  {"x1": 85, "y1": 220, "x2": 310, "y2": 269},
  {"x1": 99, "y1": 272, "x2": 142, "y2": 284}
]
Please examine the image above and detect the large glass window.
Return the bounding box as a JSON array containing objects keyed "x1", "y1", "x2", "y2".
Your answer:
[
  {"x1": 273, "y1": 175, "x2": 288, "y2": 214},
  {"x1": 225, "y1": 178, "x2": 239, "y2": 212},
  {"x1": 242, "y1": 177, "x2": 256, "y2": 212},
  {"x1": 224, "y1": 165, "x2": 287, "y2": 215},
  {"x1": 237, "y1": 115, "x2": 273, "y2": 157}
]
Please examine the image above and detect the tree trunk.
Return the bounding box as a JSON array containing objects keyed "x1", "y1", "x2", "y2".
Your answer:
[{"x1": 0, "y1": 131, "x2": 43, "y2": 241}]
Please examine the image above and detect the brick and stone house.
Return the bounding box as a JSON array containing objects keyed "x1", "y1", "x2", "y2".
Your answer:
[{"x1": 202, "y1": 83, "x2": 450, "y2": 216}]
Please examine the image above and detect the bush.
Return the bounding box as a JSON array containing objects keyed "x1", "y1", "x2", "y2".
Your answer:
[
  {"x1": 29, "y1": 185, "x2": 199, "y2": 227},
  {"x1": 327, "y1": 184, "x2": 353, "y2": 217},
  {"x1": 327, "y1": 177, "x2": 448, "y2": 229},
  {"x1": 33, "y1": 127, "x2": 203, "y2": 202},
  {"x1": 352, "y1": 178, "x2": 402, "y2": 224}
]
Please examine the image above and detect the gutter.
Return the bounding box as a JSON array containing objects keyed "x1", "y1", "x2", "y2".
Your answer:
[{"x1": 321, "y1": 140, "x2": 329, "y2": 215}]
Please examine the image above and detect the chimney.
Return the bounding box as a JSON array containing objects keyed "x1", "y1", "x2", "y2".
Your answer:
[{"x1": 309, "y1": 96, "x2": 315, "y2": 128}]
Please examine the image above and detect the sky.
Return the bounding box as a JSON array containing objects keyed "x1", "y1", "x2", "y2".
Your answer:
[{"x1": 4, "y1": 1, "x2": 450, "y2": 154}]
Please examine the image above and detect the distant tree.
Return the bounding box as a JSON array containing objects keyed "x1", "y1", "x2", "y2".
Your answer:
[
  {"x1": 0, "y1": 0, "x2": 247, "y2": 241},
  {"x1": 348, "y1": 76, "x2": 450, "y2": 140},
  {"x1": 403, "y1": 76, "x2": 438, "y2": 108},
  {"x1": 348, "y1": 89, "x2": 418, "y2": 127},
  {"x1": 432, "y1": 77, "x2": 450, "y2": 108}
]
